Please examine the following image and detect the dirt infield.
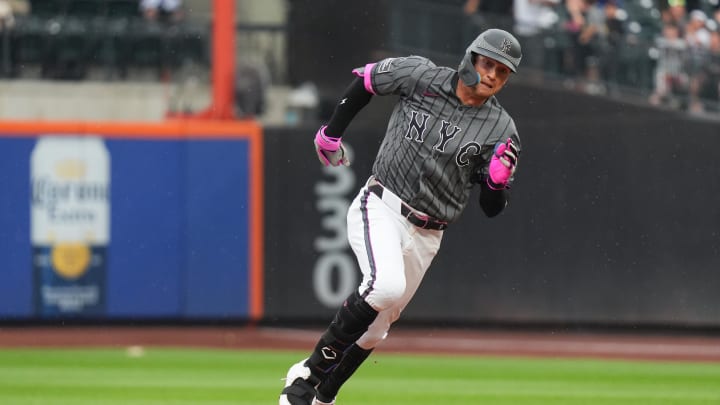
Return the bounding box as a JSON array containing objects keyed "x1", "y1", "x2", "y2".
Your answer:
[{"x1": 1, "y1": 326, "x2": 720, "y2": 362}]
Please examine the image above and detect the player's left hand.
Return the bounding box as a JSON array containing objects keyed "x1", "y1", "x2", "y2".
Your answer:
[
  {"x1": 487, "y1": 138, "x2": 518, "y2": 189},
  {"x1": 314, "y1": 125, "x2": 350, "y2": 167}
]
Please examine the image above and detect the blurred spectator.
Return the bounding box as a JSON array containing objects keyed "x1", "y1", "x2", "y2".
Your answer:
[
  {"x1": 649, "y1": 22, "x2": 689, "y2": 108},
  {"x1": 692, "y1": 24, "x2": 720, "y2": 112},
  {"x1": 595, "y1": 0, "x2": 627, "y2": 88},
  {"x1": 462, "y1": 0, "x2": 514, "y2": 31},
  {"x1": 513, "y1": 0, "x2": 560, "y2": 75},
  {"x1": 662, "y1": 0, "x2": 687, "y2": 25},
  {"x1": 0, "y1": 1, "x2": 14, "y2": 29},
  {"x1": 462, "y1": 0, "x2": 513, "y2": 16},
  {"x1": 0, "y1": 0, "x2": 27, "y2": 27},
  {"x1": 710, "y1": 28, "x2": 720, "y2": 94},
  {"x1": 562, "y1": 0, "x2": 605, "y2": 89},
  {"x1": 0, "y1": 0, "x2": 27, "y2": 76},
  {"x1": 601, "y1": 0, "x2": 626, "y2": 50},
  {"x1": 685, "y1": 9, "x2": 711, "y2": 48},
  {"x1": 564, "y1": 0, "x2": 588, "y2": 32},
  {"x1": 578, "y1": 0, "x2": 622, "y2": 93},
  {"x1": 0, "y1": 0, "x2": 11, "y2": 76},
  {"x1": 685, "y1": 9, "x2": 712, "y2": 112},
  {"x1": 140, "y1": 0, "x2": 184, "y2": 23},
  {"x1": 6, "y1": 0, "x2": 27, "y2": 14}
]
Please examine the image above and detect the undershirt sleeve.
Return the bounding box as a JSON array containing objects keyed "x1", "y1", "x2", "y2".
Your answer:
[
  {"x1": 478, "y1": 180, "x2": 508, "y2": 218},
  {"x1": 324, "y1": 77, "x2": 374, "y2": 137}
]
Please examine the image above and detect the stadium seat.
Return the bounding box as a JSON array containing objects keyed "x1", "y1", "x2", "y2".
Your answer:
[
  {"x1": 87, "y1": 17, "x2": 128, "y2": 78},
  {"x1": 0, "y1": 30, "x2": 10, "y2": 77},
  {"x1": 107, "y1": 0, "x2": 140, "y2": 20},
  {"x1": 122, "y1": 19, "x2": 167, "y2": 77},
  {"x1": 66, "y1": 0, "x2": 106, "y2": 19},
  {"x1": 29, "y1": 0, "x2": 66, "y2": 18},
  {"x1": 165, "y1": 23, "x2": 210, "y2": 69},
  {"x1": 45, "y1": 18, "x2": 92, "y2": 79},
  {"x1": 10, "y1": 16, "x2": 50, "y2": 77}
]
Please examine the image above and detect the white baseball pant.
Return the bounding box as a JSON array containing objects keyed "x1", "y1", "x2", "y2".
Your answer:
[{"x1": 346, "y1": 177, "x2": 443, "y2": 350}]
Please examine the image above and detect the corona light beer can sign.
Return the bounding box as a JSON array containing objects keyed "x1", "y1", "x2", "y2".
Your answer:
[{"x1": 31, "y1": 136, "x2": 110, "y2": 316}]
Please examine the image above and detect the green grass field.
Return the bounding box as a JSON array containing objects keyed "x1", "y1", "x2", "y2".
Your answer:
[{"x1": 1, "y1": 348, "x2": 719, "y2": 404}]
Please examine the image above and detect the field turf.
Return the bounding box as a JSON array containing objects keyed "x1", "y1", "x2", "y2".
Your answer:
[{"x1": 0, "y1": 348, "x2": 719, "y2": 404}]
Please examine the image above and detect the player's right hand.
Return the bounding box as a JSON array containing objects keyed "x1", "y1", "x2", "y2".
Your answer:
[
  {"x1": 314, "y1": 125, "x2": 350, "y2": 167},
  {"x1": 487, "y1": 138, "x2": 517, "y2": 189}
]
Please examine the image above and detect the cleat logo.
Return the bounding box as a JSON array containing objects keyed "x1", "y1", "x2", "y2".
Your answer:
[{"x1": 321, "y1": 346, "x2": 337, "y2": 360}]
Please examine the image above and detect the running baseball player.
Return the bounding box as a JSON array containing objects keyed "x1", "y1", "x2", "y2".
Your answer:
[{"x1": 279, "y1": 28, "x2": 522, "y2": 405}]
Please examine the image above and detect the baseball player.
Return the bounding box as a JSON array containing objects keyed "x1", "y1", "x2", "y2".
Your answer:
[{"x1": 279, "y1": 28, "x2": 522, "y2": 405}]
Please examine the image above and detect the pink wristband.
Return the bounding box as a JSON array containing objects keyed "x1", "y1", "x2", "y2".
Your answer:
[
  {"x1": 315, "y1": 125, "x2": 342, "y2": 152},
  {"x1": 486, "y1": 176, "x2": 506, "y2": 190}
]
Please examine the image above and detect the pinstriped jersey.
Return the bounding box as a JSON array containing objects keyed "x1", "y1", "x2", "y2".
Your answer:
[{"x1": 361, "y1": 56, "x2": 520, "y2": 223}]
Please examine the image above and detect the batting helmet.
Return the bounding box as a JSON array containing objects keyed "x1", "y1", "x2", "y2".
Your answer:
[{"x1": 458, "y1": 29, "x2": 522, "y2": 86}]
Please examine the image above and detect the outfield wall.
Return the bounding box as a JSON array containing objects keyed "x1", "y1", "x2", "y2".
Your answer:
[
  {"x1": 263, "y1": 84, "x2": 720, "y2": 329},
  {"x1": 1, "y1": 83, "x2": 719, "y2": 329},
  {"x1": 0, "y1": 121, "x2": 263, "y2": 321}
]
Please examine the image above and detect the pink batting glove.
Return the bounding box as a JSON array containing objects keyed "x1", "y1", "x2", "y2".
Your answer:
[
  {"x1": 314, "y1": 125, "x2": 350, "y2": 167},
  {"x1": 487, "y1": 138, "x2": 518, "y2": 190}
]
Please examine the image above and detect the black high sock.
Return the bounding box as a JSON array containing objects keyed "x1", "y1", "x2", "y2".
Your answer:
[
  {"x1": 306, "y1": 291, "x2": 378, "y2": 380},
  {"x1": 316, "y1": 343, "x2": 373, "y2": 402},
  {"x1": 306, "y1": 330, "x2": 351, "y2": 376}
]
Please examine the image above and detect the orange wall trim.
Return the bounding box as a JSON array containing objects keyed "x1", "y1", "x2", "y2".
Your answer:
[{"x1": 0, "y1": 119, "x2": 265, "y2": 321}]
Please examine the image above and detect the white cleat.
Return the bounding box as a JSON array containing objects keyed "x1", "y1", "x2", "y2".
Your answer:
[{"x1": 279, "y1": 358, "x2": 319, "y2": 405}]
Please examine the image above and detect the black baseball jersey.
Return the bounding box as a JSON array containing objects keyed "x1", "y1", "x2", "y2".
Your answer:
[{"x1": 359, "y1": 56, "x2": 520, "y2": 223}]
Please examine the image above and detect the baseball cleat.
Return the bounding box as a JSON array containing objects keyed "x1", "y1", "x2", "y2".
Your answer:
[{"x1": 279, "y1": 359, "x2": 320, "y2": 405}]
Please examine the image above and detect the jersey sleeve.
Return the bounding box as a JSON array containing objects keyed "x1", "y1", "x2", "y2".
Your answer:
[{"x1": 352, "y1": 56, "x2": 436, "y2": 97}]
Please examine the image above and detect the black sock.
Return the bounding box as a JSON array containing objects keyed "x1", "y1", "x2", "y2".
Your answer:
[
  {"x1": 316, "y1": 343, "x2": 373, "y2": 402},
  {"x1": 306, "y1": 330, "x2": 352, "y2": 376},
  {"x1": 305, "y1": 291, "x2": 378, "y2": 380}
]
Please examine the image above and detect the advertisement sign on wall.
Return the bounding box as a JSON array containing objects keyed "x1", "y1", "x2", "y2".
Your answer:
[
  {"x1": 31, "y1": 137, "x2": 110, "y2": 316},
  {"x1": 312, "y1": 144, "x2": 359, "y2": 308}
]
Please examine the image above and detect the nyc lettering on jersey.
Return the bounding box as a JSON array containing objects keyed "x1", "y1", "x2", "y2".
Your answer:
[{"x1": 404, "y1": 110, "x2": 478, "y2": 167}]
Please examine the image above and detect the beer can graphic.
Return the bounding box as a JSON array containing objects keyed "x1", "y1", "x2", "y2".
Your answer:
[{"x1": 31, "y1": 136, "x2": 110, "y2": 316}]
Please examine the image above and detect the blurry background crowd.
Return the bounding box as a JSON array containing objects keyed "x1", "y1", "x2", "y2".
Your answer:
[
  {"x1": 403, "y1": 0, "x2": 720, "y2": 116},
  {"x1": 511, "y1": 0, "x2": 720, "y2": 115},
  {"x1": 0, "y1": 0, "x2": 718, "y2": 121}
]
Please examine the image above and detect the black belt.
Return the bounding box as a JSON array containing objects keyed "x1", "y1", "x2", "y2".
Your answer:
[{"x1": 368, "y1": 184, "x2": 448, "y2": 231}]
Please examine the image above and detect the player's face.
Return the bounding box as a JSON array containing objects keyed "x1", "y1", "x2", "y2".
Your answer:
[{"x1": 473, "y1": 56, "x2": 511, "y2": 96}]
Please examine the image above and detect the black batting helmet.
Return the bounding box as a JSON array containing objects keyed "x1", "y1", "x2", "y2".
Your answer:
[{"x1": 458, "y1": 29, "x2": 522, "y2": 86}]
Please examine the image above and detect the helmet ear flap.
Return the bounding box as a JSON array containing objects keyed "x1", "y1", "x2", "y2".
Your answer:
[{"x1": 458, "y1": 52, "x2": 480, "y2": 86}]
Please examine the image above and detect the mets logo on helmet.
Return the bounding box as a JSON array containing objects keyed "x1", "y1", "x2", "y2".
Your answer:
[{"x1": 500, "y1": 38, "x2": 512, "y2": 54}]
